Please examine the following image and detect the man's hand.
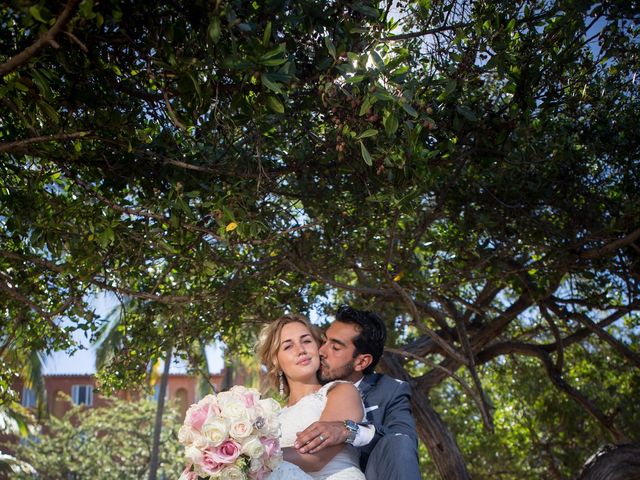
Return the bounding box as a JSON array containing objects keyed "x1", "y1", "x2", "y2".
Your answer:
[{"x1": 294, "y1": 421, "x2": 348, "y2": 454}]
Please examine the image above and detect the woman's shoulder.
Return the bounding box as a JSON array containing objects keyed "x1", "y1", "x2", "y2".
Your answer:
[{"x1": 320, "y1": 380, "x2": 358, "y2": 397}]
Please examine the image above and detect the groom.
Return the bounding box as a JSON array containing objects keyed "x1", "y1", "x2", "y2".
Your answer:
[{"x1": 294, "y1": 305, "x2": 421, "y2": 480}]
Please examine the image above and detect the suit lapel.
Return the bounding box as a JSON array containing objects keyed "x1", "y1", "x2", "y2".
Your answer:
[{"x1": 357, "y1": 373, "x2": 378, "y2": 403}]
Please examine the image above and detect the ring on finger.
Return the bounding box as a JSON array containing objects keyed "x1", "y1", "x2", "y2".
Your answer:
[{"x1": 319, "y1": 434, "x2": 325, "y2": 442}]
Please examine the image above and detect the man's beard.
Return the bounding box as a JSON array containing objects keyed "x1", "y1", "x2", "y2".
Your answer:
[{"x1": 319, "y1": 360, "x2": 356, "y2": 383}]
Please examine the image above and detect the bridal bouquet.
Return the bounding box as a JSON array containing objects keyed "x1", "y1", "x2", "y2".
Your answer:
[{"x1": 178, "y1": 385, "x2": 283, "y2": 480}]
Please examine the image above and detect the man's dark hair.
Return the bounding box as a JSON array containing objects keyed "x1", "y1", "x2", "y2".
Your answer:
[{"x1": 335, "y1": 305, "x2": 387, "y2": 375}]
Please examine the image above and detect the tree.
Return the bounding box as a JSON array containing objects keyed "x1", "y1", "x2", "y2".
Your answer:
[
  {"x1": 94, "y1": 299, "x2": 214, "y2": 480},
  {"x1": 11, "y1": 396, "x2": 183, "y2": 479},
  {"x1": 1, "y1": 0, "x2": 639, "y2": 477}
]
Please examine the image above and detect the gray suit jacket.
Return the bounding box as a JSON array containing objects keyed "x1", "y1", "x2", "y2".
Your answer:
[{"x1": 357, "y1": 373, "x2": 418, "y2": 467}]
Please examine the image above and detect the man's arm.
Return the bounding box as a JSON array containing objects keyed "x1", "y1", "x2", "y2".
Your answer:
[
  {"x1": 296, "y1": 378, "x2": 417, "y2": 454},
  {"x1": 294, "y1": 420, "x2": 371, "y2": 453}
]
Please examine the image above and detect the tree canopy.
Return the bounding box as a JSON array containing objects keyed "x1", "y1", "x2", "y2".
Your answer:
[{"x1": 1, "y1": 0, "x2": 639, "y2": 477}]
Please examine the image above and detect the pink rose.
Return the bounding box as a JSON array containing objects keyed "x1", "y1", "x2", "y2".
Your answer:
[
  {"x1": 202, "y1": 448, "x2": 225, "y2": 476},
  {"x1": 185, "y1": 401, "x2": 221, "y2": 431},
  {"x1": 209, "y1": 439, "x2": 241, "y2": 464},
  {"x1": 260, "y1": 437, "x2": 279, "y2": 457},
  {"x1": 185, "y1": 403, "x2": 210, "y2": 431},
  {"x1": 244, "y1": 392, "x2": 256, "y2": 408}
]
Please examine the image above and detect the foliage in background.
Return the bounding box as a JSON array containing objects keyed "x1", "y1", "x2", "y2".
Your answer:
[
  {"x1": 11, "y1": 396, "x2": 183, "y2": 480},
  {"x1": 420, "y1": 336, "x2": 640, "y2": 479}
]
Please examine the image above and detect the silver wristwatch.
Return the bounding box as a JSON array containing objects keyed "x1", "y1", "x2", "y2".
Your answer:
[{"x1": 344, "y1": 420, "x2": 359, "y2": 445}]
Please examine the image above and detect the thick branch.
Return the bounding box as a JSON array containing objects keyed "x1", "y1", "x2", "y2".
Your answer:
[
  {"x1": 418, "y1": 293, "x2": 534, "y2": 389},
  {"x1": 382, "y1": 22, "x2": 469, "y2": 42},
  {"x1": 539, "y1": 304, "x2": 564, "y2": 371},
  {"x1": 477, "y1": 342, "x2": 629, "y2": 442},
  {"x1": 579, "y1": 227, "x2": 640, "y2": 260},
  {"x1": 445, "y1": 296, "x2": 494, "y2": 431},
  {"x1": 0, "y1": 0, "x2": 80, "y2": 78},
  {"x1": 0, "y1": 132, "x2": 90, "y2": 154},
  {"x1": 545, "y1": 302, "x2": 640, "y2": 369}
]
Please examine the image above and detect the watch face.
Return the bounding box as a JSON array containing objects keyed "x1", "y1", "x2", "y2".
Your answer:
[{"x1": 344, "y1": 420, "x2": 358, "y2": 444}]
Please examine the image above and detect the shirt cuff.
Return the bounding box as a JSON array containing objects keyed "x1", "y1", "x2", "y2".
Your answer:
[{"x1": 352, "y1": 424, "x2": 375, "y2": 448}]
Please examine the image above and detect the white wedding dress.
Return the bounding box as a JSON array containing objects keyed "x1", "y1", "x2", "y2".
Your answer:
[{"x1": 267, "y1": 381, "x2": 366, "y2": 480}]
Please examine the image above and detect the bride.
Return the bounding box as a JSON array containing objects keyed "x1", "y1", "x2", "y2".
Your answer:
[{"x1": 257, "y1": 314, "x2": 366, "y2": 480}]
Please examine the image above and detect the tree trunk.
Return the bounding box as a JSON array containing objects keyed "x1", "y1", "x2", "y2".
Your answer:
[
  {"x1": 148, "y1": 346, "x2": 173, "y2": 480},
  {"x1": 221, "y1": 359, "x2": 234, "y2": 391},
  {"x1": 380, "y1": 354, "x2": 471, "y2": 479},
  {"x1": 412, "y1": 387, "x2": 472, "y2": 480}
]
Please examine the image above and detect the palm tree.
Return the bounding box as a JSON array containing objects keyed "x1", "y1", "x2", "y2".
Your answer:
[{"x1": 94, "y1": 299, "x2": 215, "y2": 480}]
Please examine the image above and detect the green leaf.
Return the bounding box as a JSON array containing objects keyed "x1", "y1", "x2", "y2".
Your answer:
[
  {"x1": 14, "y1": 81, "x2": 28, "y2": 92},
  {"x1": 37, "y1": 100, "x2": 59, "y2": 124},
  {"x1": 444, "y1": 79, "x2": 457, "y2": 97},
  {"x1": 260, "y1": 44, "x2": 286, "y2": 60},
  {"x1": 208, "y1": 17, "x2": 221, "y2": 43},
  {"x1": 456, "y1": 105, "x2": 477, "y2": 122},
  {"x1": 370, "y1": 50, "x2": 385, "y2": 69},
  {"x1": 266, "y1": 95, "x2": 285, "y2": 113},
  {"x1": 401, "y1": 101, "x2": 418, "y2": 118},
  {"x1": 324, "y1": 36, "x2": 337, "y2": 60},
  {"x1": 261, "y1": 74, "x2": 283, "y2": 94},
  {"x1": 260, "y1": 57, "x2": 288, "y2": 66},
  {"x1": 262, "y1": 21, "x2": 272, "y2": 47},
  {"x1": 187, "y1": 72, "x2": 202, "y2": 99},
  {"x1": 357, "y1": 129, "x2": 378, "y2": 139},
  {"x1": 383, "y1": 113, "x2": 398, "y2": 135},
  {"x1": 360, "y1": 141, "x2": 372, "y2": 166},
  {"x1": 373, "y1": 89, "x2": 394, "y2": 102},
  {"x1": 345, "y1": 75, "x2": 366, "y2": 84},
  {"x1": 29, "y1": 6, "x2": 46, "y2": 23},
  {"x1": 359, "y1": 96, "x2": 372, "y2": 116}
]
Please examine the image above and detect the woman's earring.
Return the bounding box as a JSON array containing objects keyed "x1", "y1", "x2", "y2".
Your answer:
[{"x1": 279, "y1": 371, "x2": 284, "y2": 396}]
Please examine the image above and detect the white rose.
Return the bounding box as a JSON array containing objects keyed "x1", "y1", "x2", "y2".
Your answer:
[
  {"x1": 241, "y1": 436, "x2": 265, "y2": 459},
  {"x1": 229, "y1": 417, "x2": 254, "y2": 440},
  {"x1": 184, "y1": 445, "x2": 203, "y2": 465},
  {"x1": 258, "y1": 398, "x2": 281, "y2": 416},
  {"x1": 229, "y1": 385, "x2": 249, "y2": 396},
  {"x1": 266, "y1": 451, "x2": 283, "y2": 471},
  {"x1": 216, "y1": 390, "x2": 238, "y2": 404},
  {"x1": 217, "y1": 392, "x2": 247, "y2": 418},
  {"x1": 248, "y1": 403, "x2": 264, "y2": 422},
  {"x1": 260, "y1": 416, "x2": 281, "y2": 438},
  {"x1": 201, "y1": 417, "x2": 229, "y2": 446},
  {"x1": 220, "y1": 464, "x2": 245, "y2": 480},
  {"x1": 178, "y1": 425, "x2": 200, "y2": 445},
  {"x1": 192, "y1": 433, "x2": 210, "y2": 450},
  {"x1": 249, "y1": 457, "x2": 264, "y2": 473},
  {"x1": 200, "y1": 393, "x2": 219, "y2": 406}
]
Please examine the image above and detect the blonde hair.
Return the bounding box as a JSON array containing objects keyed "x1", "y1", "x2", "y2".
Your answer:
[{"x1": 256, "y1": 314, "x2": 323, "y2": 397}]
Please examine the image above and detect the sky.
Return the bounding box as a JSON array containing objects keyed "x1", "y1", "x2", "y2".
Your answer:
[{"x1": 43, "y1": 292, "x2": 225, "y2": 375}]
